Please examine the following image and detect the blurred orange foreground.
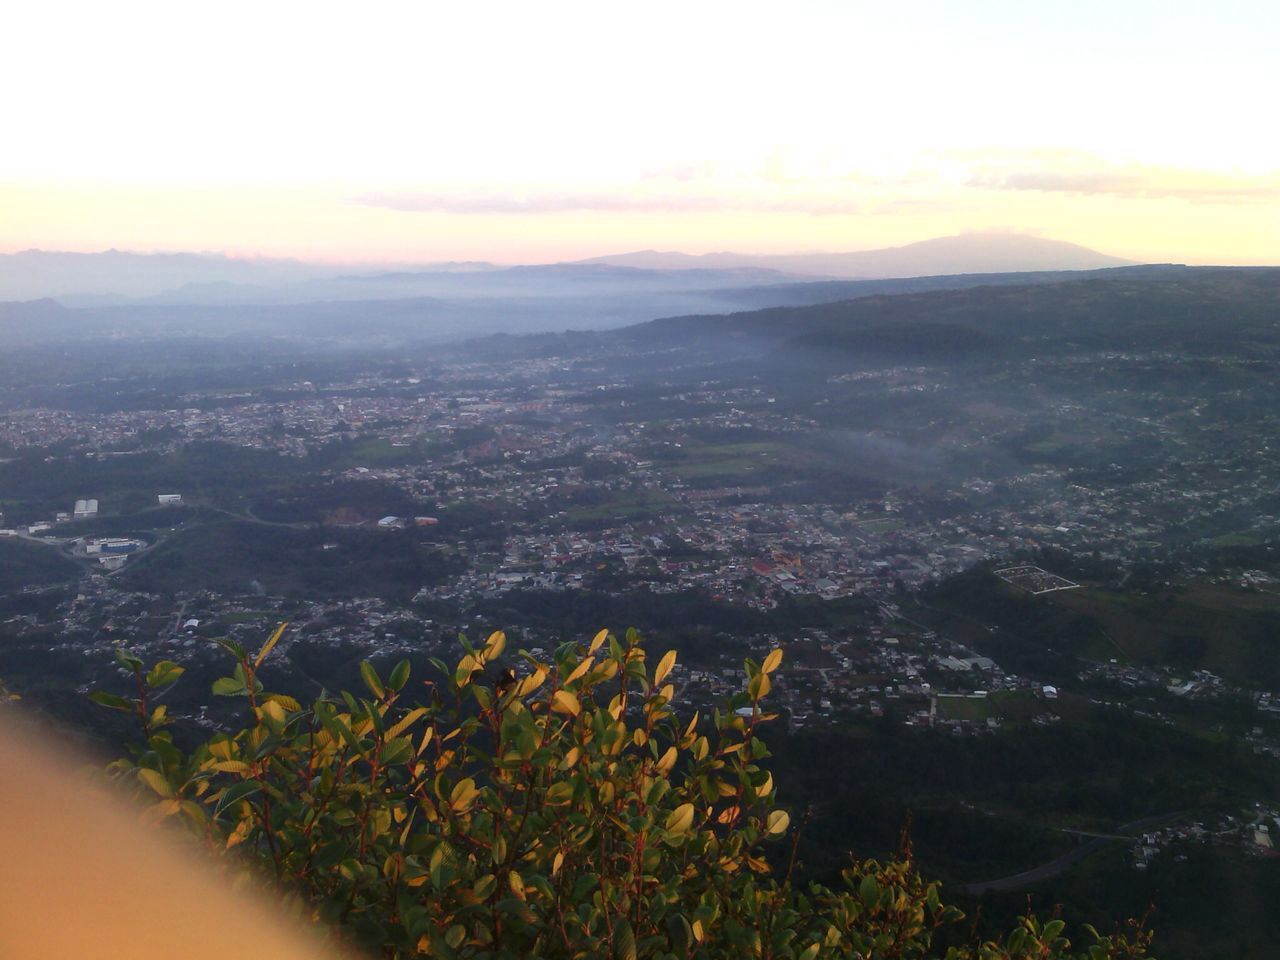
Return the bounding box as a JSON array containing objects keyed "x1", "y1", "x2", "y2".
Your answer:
[{"x1": 0, "y1": 718, "x2": 343, "y2": 960}]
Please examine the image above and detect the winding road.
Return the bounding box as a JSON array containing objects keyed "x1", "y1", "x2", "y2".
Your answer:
[{"x1": 962, "y1": 811, "x2": 1184, "y2": 894}]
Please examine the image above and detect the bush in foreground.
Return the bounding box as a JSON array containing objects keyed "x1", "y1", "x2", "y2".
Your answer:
[{"x1": 97, "y1": 626, "x2": 1153, "y2": 959}]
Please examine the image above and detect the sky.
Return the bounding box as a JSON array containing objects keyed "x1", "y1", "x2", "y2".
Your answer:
[{"x1": 3, "y1": 0, "x2": 1278, "y2": 265}]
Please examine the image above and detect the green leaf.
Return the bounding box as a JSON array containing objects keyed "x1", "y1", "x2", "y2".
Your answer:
[
  {"x1": 213, "y1": 779, "x2": 262, "y2": 815},
  {"x1": 88, "y1": 691, "x2": 134, "y2": 712},
  {"x1": 388, "y1": 659, "x2": 411, "y2": 692},
  {"x1": 211, "y1": 676, "x2": 245, "y2": 696},
  {"x1": 380, "y1": 737, "x2": 413, "y2": 766},
  {"x1": 613, "y1": 917, "x2": 637, "y2": 960},
  {"x1": 859, "y1": 873, "x2": 879, "y2": 906},
  {"x1": 449, "y1": 778, "x2": 479, "y2": 811},
  {"x1": 146, "y1": 660, "x2": 184, "y2": 689},
  {"x1": 545, "y1": 781, "x2": 575, "y2": 806},
  {"x1": 666, "y1": 914, "x2": 693, "y2": 955},
  {"x1": 665, "y1": 802, "x2": 695, "y2": 835},
  {"x1": 363, "y1": 698, "x2": 386, "y2": 735},
  {"x1": 360, "y1": 661, "x2": 385, "y2": 699}
]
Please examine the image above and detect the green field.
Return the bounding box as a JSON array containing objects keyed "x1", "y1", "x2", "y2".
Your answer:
[
  {"x1": 1050, "y1": 581, "x2": 1280, "y2": 688},
  {"x1": 665, "y1": 440, "x2": 797, "y2": 483},
  {"x1": 936, "y1": 693, "x2": 993, "y2": 722},
  {"x1": 564, "y1": 489, "x2": 679, "y2": 523},
  {"x1": 0, "y1": 538, "x2": 81, "y2": 591},
  {"x1": 0, "y1": 443, "x2": 310, "y2": 523},
  {"x1": 119, "y1": 520, "x2": 462, "y2": 600},
  {"x1": 319, "y1": 436, "x2": 446, "y2": 470}
]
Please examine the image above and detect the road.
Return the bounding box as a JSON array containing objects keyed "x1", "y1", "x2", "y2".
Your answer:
[{"x1": 962, "y1": 812, "x2": 1184, "y2": 894}]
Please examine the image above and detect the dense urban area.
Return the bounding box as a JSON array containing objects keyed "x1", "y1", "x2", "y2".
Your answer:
[{"x1": 3, "y1": 267, "x2": 1280, "y2": 956}]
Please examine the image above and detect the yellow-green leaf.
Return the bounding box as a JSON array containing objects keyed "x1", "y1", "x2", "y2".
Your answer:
[
  {"x1": 665, "y1": 802, "x2": 695, "y2": 835},
  {"x1": 417, "y1": 725, "x2": 435, "y2": 756},
  {"x1": 655, "y1": 746, "x2": 678, "y2": 774},
  {"x1": 137, "y1": 767, "x2": 173, "y2": 798},
  {"x1": 517, "y1": 667, "x2": 547, "y2": 697},
  {"x1": 387, "y1": 706, "x2": 429, "y2": 740},
  {"x1": 748, "y1": 671, "x2": 771, "y2": 700},
  {"x1": 551, "y1": 690, "x2": 581, "y2": 716},
  {"x1": 254, "y1": 621, "x2": 289, "y2": 668},
  {"x1": 654, "y1": 649, "x2": 677, "y2": 686},
  {"x1": 588, "y1": 628, "x2": 608, "y2": 654},
  {"x1": 450, "y1": 778, "x2": 479, "y2": 811},
  {"x1": 766, "y1": 809, "x2": 791, "y2": 835},
  {"x1": 566, "y1": 656, "x2": 595, "y2": 685},
  {"x1": 762, "y1": 648, "x2": 783, "y2": 675},
  {"x1": 265, "y1": 693, "x2": 301, "y2": 712}
]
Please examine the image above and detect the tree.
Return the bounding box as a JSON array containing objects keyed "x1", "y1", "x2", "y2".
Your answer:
[{"x1": 96, "y1": 627, "x2": 1152, "y2": 959}]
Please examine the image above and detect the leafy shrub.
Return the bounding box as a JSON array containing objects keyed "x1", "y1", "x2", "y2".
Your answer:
[{"x1": 97, "y1": 627, "x2": 1153, "y2": 959}]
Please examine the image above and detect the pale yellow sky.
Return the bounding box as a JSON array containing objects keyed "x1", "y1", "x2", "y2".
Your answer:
[{"x1": 3, "y1": 0, "x2": 1278, "y2": 264}]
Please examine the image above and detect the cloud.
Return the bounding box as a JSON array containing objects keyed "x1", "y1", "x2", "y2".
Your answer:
[
  {"x1": 355, "y1": 186, "x2": 864, "y2": 216},
  {"x1": 967, "y1": 153, "x2": 1280, "y2": 202},
  {"x1": 353, "y1": 153, "x2": 1280, "y2": 218}
]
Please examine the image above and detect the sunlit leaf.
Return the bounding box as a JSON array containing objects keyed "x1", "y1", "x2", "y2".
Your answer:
[
  {"x1": 588, "y1": 628, "x2": 608, "y2": 654},
  {"x1": 137, "y1": 767, "x2": 172, "y2": 798},
  {"x1": 450, "y1": 778, "x2": 479, "y2": 811},
  {"x1": 654, "y1": 649, "x2": 677, "y2": 686},
  {"x1": 565, "y1": 656, "x2": 594, "y2": 684},
  {"x1": 665, "y1": 802, "x2": 695, "y2": 835},
  {"x1": 253, "y1": 621, "x2": 289, "y2": 669},
  {"x1": 551, "y1": 690, "x2": 581, "y2": 716}
]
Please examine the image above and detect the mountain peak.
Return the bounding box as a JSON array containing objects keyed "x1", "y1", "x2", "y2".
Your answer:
[{"x1": 574, "y1": 233, "x2": 1135, "y2": 279}]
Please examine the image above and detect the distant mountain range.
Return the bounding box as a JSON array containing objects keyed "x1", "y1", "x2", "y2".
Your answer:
[
  {"x1": 0, "y1": 234, "x2": 1159, "y2": 348},
  {"x1": 612, "y1": 265, "x2": 1280, "y2": 365},
  {"x1": 0, "y1": 233, "x2": 1135, "y2": 304},
  {"x1": 576, "y1": 233, "x2": 1135, "y2": 278},
  {"x1": 0, "y1": 264, "x2": 1192, "y2": 350}
]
